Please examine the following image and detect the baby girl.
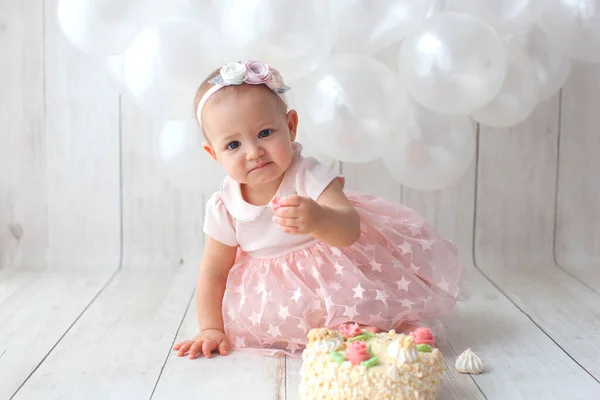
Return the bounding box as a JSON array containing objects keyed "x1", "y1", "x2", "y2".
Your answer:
[{"x1": 173, "y1": 60, "x2": 461, "y2": 359}]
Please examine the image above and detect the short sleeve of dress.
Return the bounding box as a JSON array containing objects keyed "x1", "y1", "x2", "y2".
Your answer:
[
  {"x1": 203, "y1": 192, "x2": 238, "y2": 247},
  {"x1": 295, "y1": 156, "x2": 345, "y2": 201}
]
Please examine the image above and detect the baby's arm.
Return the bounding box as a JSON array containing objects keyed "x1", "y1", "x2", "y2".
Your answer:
[
  {"x1": 196, "y1": 236, "x2": 237, "y2": 332},
  {"x1": 173, "y1": 235, "x2": 236, "y2": 359},
  {"x1": 312, "y1": 179, "x2": 361, "y2": 246},
  {"x1": 275, "y1": 179, "x2": 360, "y2": 247}
]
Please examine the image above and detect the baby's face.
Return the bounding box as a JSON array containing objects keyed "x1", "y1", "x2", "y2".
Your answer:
[{"x1": 202, "y1": 85, "x2": 298, "y2": 189}]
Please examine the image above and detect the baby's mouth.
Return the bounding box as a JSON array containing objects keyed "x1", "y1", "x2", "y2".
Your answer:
[{"x1": 249, "y1": 161, "x2": 273, "y2": 173}]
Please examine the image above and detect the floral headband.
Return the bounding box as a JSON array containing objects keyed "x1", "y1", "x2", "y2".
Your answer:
[{"x1": 196, "y1": 60, "x2": 291, "y2": 127}]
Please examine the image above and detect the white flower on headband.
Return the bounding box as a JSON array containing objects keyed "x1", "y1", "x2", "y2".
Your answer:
[{"x1": 219, "y1": 62, "x2": 247, "y2": 85}]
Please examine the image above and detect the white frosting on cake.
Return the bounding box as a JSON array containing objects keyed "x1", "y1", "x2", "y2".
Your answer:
[
  {"x1": 387, "y1": 336, "x2": 419, "y2": 363},
  {"x1": 308, "y1": 337, "x2": 344, "y2": 353}
]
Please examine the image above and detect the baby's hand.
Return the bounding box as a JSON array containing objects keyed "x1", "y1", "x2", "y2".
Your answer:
[
  {"x1": 273, "y1": 194, "x2": 323, "y2": 235},
  {"x1": 172, "y1": 329, "x2": 229, "y2": 359}
]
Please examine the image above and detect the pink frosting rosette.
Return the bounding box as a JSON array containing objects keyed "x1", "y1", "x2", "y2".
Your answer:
[
  {"x1": 345, "y1": 341, "x2": 371, "y2": 365},
  {"x1": 338, "y1": 323, "x2": 362, "y2": 339},
  {"x1": 411, "y1": 327, "x2": 435, "y2": 347}
]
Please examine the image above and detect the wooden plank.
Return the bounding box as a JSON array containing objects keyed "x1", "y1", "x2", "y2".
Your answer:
[
  {"x1": 43, "y1": 0, "x2": 121, "y2": 269},
  {"x1": 119, "y1": 103, "x2": 214, "y2": 270},
  {"x1": 0, "y1": 268, "x2": 112, "y2": 399},
  {"x1": 476, "y1": 98, "x2": 560, "y2": 267},
  {"x1": 0, "y1": 0, "x2": 47, "y2": 269},
  {"x1": 152, "y1": 294, "x2": 286, "y2": 400},
  {"x1": 476, "y1": 97, "x2": 600, "y2": 381},
  {"x1": 555, "y1": 64, "x2": 600, "y2": 292},
  {"x1": 285, "y1": 357, "x2": 302, "y2": 400},
  {"x1": 11, "y1": 268, "x2": 195, "y2": 400}
]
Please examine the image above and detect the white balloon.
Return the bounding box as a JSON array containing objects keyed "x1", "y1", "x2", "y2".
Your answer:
[
  {"x1": 399, "y1": 12, "x2": 507, "y2": 115},
  {"x1": 471, "y1": 45, "x2": 540, "y2": 127},
  {"x1": 154, "y1": 0, "x2": 221, "y2": 31},
  {"x1": 331, "y1": 0, "x2": 433, "y2": 55},
  {"x1": 219, "y1": 0, "x2": 335, "y2": 82},
  {"x1": 539, "y1": 0, "x2": 600, "y2": 63},
  {"x1": 373, "y1": 42, "x2": 402, "y2": 73},
  {"x1": 295, "y1": 134, "x2": 336, "y2": 168},
  {"x1": 453, "y1": 0, "x2": 552, "y2": 34},
  {"x1": 382, "y1": 102, "x2": 475, "y2": 191},
  {"x1": 426, "y1": 0, "x2": 455, "y2": 18},
  {"x1": 154, "y1": 119, "x2": 222, "y2": 190},
  {"x1": 286, "y1": 95, "x2": 337, "y2": 167},
  {"x1": 122, "y1": 18, "x2": 224, "y2": 120},
  {"x1": 293, "y1": 55, "x2": 408, "y2": 163},
  {"x1": 57, "y1": 0, "x2": 151, "y2": 57},
  {"x1": 524, "y1": 28, "x2": 572, "y2": 101}
]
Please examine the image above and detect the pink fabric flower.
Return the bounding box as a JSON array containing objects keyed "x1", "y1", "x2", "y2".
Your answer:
[
  {"x1": 243, "y1": 60, "x2": 271, "y2": 84},
  {"x1": 339, "y1": 323, "x2": 362, "y2": 339},
  {"x1": 345, "y1": 341, "x2": 371, "y2": 365},
  {"x1": 411, "y1": 327, "x2": 435, "y2": 347}
]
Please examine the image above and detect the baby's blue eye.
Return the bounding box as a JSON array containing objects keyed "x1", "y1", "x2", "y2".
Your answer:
[
  {"x1": 258, "y1": 129, "x2": 272, "y2": 138},
  {"x1": 227, "y1": 141, "x2": 241, "y2": 150}
]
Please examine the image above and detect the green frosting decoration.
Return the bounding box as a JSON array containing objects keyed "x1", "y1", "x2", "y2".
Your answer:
[
  {"x1": 361, "y1": 356, "x2": 380, "y2": 368},
  {"x1": 347, "y1": 334, "x2": 371, "y2": 342},
  {"x1": 330, "y1": 351, "x2": 346, "y2": 365},
  {"x1": 361, "y1": 330, "x2": 376, "y2": 339},
  {"x1": 417, "y1": 344, "x2": 433, "y2": 353}
]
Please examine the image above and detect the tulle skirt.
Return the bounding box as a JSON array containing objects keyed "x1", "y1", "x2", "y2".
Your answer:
[{"x1": 222, "y1": 192, "x2": 461, "y2": 357}]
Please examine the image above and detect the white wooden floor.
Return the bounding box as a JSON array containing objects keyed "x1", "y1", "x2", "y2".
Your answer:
[{"x1": 1, "y1": 258, "x2": 600, "y2": 400}]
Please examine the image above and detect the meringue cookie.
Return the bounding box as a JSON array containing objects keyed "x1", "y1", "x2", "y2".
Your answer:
[{"x1": 455, "y1": 348, "x2": 484, "y2": 374}]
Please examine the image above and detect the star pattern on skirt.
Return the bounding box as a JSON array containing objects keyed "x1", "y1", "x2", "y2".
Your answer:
[
  {"x1": 249, "y1": 310, "x2": 262, "y2": 326},
  {"x1": 286, "y1": 341, "x2": 301, "y2": 353},
  {"x1": 268, "y1": 324, "x2": 282, "y2": 337},
  {"x1": 375, "y1": 289, "x2": 389, "y2": 304},
  {"x1": 399, "y1": 242, "x2": 413, "y2": 254},
  {"x1": 234, "y1": 336, "x2": 246, "y2": 348},
  {"x1": 353, "y1": 283, "x2": 366, "y2": 299},
  {"x1": 279, "y1": 305, "x2": 290, "y2": 320},
  {"x1": 369, "y1": 260, "x2": 383, "y2": 272},
  {"x1": 368, "y1": 312, "x2": 383, "y2": 323},
  {"x1": 396, "y1": 276, "x2": 411, "y2": 291},
  {"x1": 291, "y1": 288, "x2": 302, "y2": 303},
  {"x1": 344, "y1": 304, "x2": 359, "y2": 320},
  {"x1": 324, "y1": 296, "x2": 335, "y2": 311},
  {"x1": 420, "y1": 240, "x2": 433, "y2": 250}
]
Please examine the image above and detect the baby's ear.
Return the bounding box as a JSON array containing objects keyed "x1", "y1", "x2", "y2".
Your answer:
[
  {"x1": 287, "y1": 109, "x2": 298, "y2": 141},
  {"x1": 202, "y1": 142, "x2": 218, "y2": 161}
]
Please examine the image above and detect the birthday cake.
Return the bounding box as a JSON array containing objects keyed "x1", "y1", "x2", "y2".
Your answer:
[{"x1": 299, "y1": 324, "x2": 444, "y2": 400}]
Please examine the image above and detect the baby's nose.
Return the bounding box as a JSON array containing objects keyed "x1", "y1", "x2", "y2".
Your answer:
[{"x1": 246, "y1": 143, "x2": 265, "y2": 159}]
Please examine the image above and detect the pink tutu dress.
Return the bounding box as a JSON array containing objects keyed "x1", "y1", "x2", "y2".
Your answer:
[{"x1": 203, "y1": 143, "x2": 461, "y2": 357}]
